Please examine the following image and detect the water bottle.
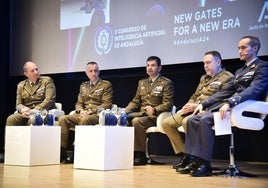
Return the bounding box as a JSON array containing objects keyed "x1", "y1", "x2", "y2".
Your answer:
[
  {"x1": 47, "y1": 111, "x2": 54, "y2": 126},
  {"x1": 35, "y1": 111, "x2": 43, "y2": 126},
  {"x1": 110, "y1": 108, "x2": 117, "y2": 126},
  {"x1": 110, "y1": 113, "x2": 117, "y2": 126},
  {"x1": 104, "y1": 109, "x2": 111, "y2": 126},
  {"x1": 119, "y1": 108, "x2": 127, "y2": 126},
  {"x1": 98, "y1": 109, "x2": 105, "y2": 126}
]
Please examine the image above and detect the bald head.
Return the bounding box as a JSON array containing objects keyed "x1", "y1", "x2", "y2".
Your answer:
[
  {"x1": 23, "y1": 62, "x2": 36, "y2": 72},
  {"x1": 23, "y1": 61, "x2": 40, "y2": 82}
]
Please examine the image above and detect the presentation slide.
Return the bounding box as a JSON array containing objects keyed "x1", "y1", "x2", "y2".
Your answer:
[{"x1": 10, "y1": 0, "x2": 268, "y2": 75}]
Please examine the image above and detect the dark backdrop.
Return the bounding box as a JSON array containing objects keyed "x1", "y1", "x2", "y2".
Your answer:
[
  {"x1": 0, "y1": 0, "x2": 10, "y2": 154},
  {"x1": 1, "y1": 1, "x2": 268, "y2": 162}
]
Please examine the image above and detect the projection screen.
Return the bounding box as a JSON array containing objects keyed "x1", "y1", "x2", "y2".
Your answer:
[{"x1": 10, "y1": 0, "x2": 268, "y2": 75}]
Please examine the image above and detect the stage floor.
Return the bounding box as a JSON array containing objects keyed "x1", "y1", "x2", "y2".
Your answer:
[{"x1": 1, "y1": 159, "x2": 268, "y2": 188}]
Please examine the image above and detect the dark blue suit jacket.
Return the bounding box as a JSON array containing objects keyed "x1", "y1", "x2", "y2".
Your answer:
[{"x1": 201, "y1": 58, "x2": 268, "y2": 111}]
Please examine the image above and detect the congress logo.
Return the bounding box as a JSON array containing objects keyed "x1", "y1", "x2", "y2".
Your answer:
[{"x1": 94, "y1": 26, "x2": 113, "y2": 55}]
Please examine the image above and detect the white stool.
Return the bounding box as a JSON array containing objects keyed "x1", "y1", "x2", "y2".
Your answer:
[
  {"x1": 4, "y1": 126, "x2": 61, "y2": 166},
  {"x1": 74, "y1": 126, "x2": 134, "y2": 170}
]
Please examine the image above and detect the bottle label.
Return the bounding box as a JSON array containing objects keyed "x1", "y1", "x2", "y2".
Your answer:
[
  {"x1": 35, "y1": 114, "x2": 43, "y2": 126},
  {"x1": 119, "y1": 113, "x2": 127, "y2": 126},
  {"x1": 105, "y1": 113, "x2": 117, "y2": 126},
  {"x1": 47, "y1": 114, "x2": 54, "y2": 126}
]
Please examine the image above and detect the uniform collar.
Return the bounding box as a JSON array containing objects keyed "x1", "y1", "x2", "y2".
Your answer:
[
  {"x1": 245, "y1": 57, "x2": 258, "y2": 67},
  {"x1": 149, "y1": 74, "x2": 160, "y2": 83},
  {"x1": 28, "y1": 77, "x2": 40, "y2": 85},
  {"x1": 90, "y1": 78, "x2": 100, "y2": 86}
]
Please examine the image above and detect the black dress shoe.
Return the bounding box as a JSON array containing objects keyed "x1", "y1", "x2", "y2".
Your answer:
[
  {"x1": 60, "y1": 147, "x2": 68, "y2": 163},
  {"x1": 190, "y1": 163, "x2": 212, "y2": 177},
  {"x1": 64, "y1": 153, "x2": 74, "y2": 164},
  {"x1": 134, "y1": 152, "x2": 147, "y2": 166},
  {"x1": 178, "y1": 161, "x2": 199, "y2": 174},
  {"x1": 0, "y1": 153, "x2": 4, "y2": 163},
  {"x1": 173, "y1": 154, "x2": 192, "y2": 169},
  {"x1": 172, "y1": 152, "x2": 184, "y2": 169}
]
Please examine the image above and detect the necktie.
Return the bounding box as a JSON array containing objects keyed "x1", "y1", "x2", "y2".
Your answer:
[
  {"x1": 30, "y1": 82, "x2": 35, "y2": 92},
  {"x1": 149, "y1": 79, "x2": 153, "y2": 86},
  {"x1": 148, "y1": 79, "x2": 153, "y2": 91},
  {"x1": 90, "y1": 83, "x2": 94, "y2": 89}
]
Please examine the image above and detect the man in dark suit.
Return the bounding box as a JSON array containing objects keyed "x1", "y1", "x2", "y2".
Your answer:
[
  {"x1": 177, "y1": 36, "x2": 268, "y2": 177},
  {"x1": 125, "y1": 56, "x2": 174, "y2": 165}
]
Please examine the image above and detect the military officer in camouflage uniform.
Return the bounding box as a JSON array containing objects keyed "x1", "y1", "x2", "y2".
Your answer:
[
  {"x1": 59, "y1": 61, "x2": 113, "y2": 163},
  {"x1": 161, "y1": 51, "x2": 233, "y2": 168},
  {"x1": 6, "y1": 61, "x2": 56, "y2": 126},
  {"x1": 125, "y1": 56, "x2": 174, "y2": 166}
]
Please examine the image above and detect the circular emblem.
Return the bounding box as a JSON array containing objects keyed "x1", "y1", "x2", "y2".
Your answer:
[{"x1": 94, "y1": 26, "x2": 113, "y2": 55}]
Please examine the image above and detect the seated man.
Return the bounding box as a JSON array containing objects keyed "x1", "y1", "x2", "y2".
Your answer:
[
  {"x1": 178, "y1": 36, "x2": 268, "y2": 177},
  {"x1": 6, "y1": 61, "x2": 56, "y2": 126},
  {"x1": 3, "y1": 61, "x2": 56, "y2": 163},
  {"x1": 125, "y1": 56, "x2": 174, "y2": 166},
  {"x1": 59, "y1": 61, "x2": 113, "y2": 163},
  {"x1": 161, "y1": 51, "x2": 233, "y2": 168}
]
